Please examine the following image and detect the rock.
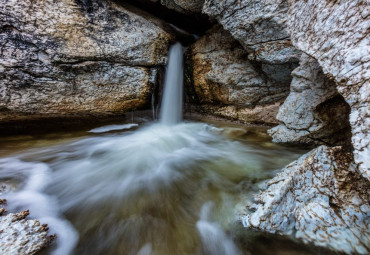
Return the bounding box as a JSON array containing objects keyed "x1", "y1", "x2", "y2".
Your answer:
[
  {"x1": 0, "y1": 0, "x2": 172, "y2": 121},
  {"x1": 202, "y1": 0, "x2": 300, "y2": 64},
  {"x1": 287, "y1": 0, "x2": 370, "y2": 179},
  {"x1": 0, "y1": 210, "x2": 55, "y2": 255},
  {"x1": 160, "y1": 0, "x2": 205, "y2": 14},
  {"x1": 242, "y1": 146, "x2": 370, "y2": 254},
  {"x1": 201, "y1": 0, "x2": 300, "y2": 100},
  {"x1": 185, "y1": 26, "x2": 290, "y2": 124},
  {"x1": 269, "y1": 54, "x2": 352, "y2": 147}
]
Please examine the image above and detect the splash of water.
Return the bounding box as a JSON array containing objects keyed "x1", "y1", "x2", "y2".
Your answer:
[
  {"x1": 196, "y1": 202, "x2": 242, "y2": 255},
  {"x1": 0, "y1": 158, "x2": 78, "y2": 255},
  {"x1": 160, "y1": 43, "x2": 184, "y2": 125}
]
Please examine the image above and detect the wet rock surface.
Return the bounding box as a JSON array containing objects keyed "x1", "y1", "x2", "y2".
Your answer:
[
  {"x1": 0, "y1": 0, "x2": 172, "y2": 122},
  {"x1": 287, "y1": 0, "x2": 370, "y2": 180},
  {"x1": 0, "y1": 210, "x2": 54, "y2": 255},
  {"x1": 0, "y1": 185, "x2": 54, "y2": 255},
  {"x1": 269, "y1": 54, "x2": 352, "y2": 147},
  {"x1": 186, "y1": 26, "x2": 291, "y2": 124},
  {"x1": 242, "y1": 146, "x2": 370, "y2": 254}
]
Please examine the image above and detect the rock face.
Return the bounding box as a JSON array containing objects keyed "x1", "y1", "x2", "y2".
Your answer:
[
  {"x1": 0, "y1": 0, "x2": 172, "y2": 121},
  {"x1": 287, "y1": 0, "x2": 370, "y2": 179},
  {"x1": 269, "y1": 54, "x2": 352, "y2": 147},
  {"x1": 202, "y1": 0, "x2": 300, "y2": 64},
  {"x1": 243, "y1": 146, "x2": 370, "y2": 254},
  {"x1": 185, "y1": 0, "x2": 302, "y2": 124},
  {"x1": 0, "y1": 210, "x2": 54, "y2": 255},
  {"x1": 186, "y1": 26, "x2": 291, "y2": 124},
  {"x1": 160, "y1": 0, "x2": 205, "y2": 14}
]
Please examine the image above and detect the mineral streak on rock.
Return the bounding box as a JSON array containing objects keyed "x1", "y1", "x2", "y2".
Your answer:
[
  {"x1": 242, "y1": 146, "x2": 370, "y2": 254},
  {"x1": 0, "y1": 210, "x2": 55, "y2": 255},
  {"x1": 287, "y1": 0, "x2": 370, "y2": 179}
]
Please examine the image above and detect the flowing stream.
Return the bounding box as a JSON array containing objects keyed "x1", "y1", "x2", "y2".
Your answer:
[{"x1": 0, "y1": 44, "x2": 315, "y2": 255}]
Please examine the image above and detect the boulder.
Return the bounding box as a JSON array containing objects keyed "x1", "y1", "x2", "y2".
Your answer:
[
  {"x1": 243, "y1": 146, "x2": 370, "y2": 254},
  {"x1": 0, "y1": 0, "x2": 172, "y2": 121},
  {"x1": 202, "y1": 0, "x2": 300, "y2": 64},
  {"x1": 269, "y1": 54, "x2": 352, "y2": 147},
  {"x1": 201, "y1": 0, "x2": 300, "y2": 100},
  {"x1": 186, "y1": 26, "x2": 290, "y2": 124},
  {"x1": 287, "y1": 0, "x2": 370, "y2": 179}
]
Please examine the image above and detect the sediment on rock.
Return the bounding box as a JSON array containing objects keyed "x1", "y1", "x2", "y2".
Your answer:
[{"x1": 242, "y1": 146, "x2": 370, "y2": 254}]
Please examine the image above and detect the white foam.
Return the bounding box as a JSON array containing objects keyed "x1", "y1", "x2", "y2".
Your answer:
[
  {"x1": 0, "y1": 158, "x2": 79, "y2": 255},
  {"x1": 196, "y1": 202, "x2": 242, "y2": 255}
]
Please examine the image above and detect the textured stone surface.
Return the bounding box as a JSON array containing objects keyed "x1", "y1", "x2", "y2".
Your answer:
[
  {"x1": 287, "y1": 0, "x2": 370, "y2": 179},
  {"x1": 0, "y1": 0, "x2": 172, "y2": 121},
  {"x1": 269, "y1": 54, "x2": 352, "y2": 147},
  {"x1": 242, "y1": 146, "x2": 370, "y2": 254},
  {"x1": 186, "y1": 26, "x2": 289, "y2": 124},
  {"x1": 202, "y1": 0, "x2": 300, "y2": 64},
  {"x1": 161, "y1": 0, "x2": 205, "y2": 14},
  {"x1": 0, "y1": 210, "x2": 54, "y2": 255},
  {"x1": 201, "y1": 0, "x2": 300, "y2": 98}
]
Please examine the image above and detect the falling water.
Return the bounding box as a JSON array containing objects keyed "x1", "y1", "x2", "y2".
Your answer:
[{"x1": 160, "y1": 43, "x2": 184, "y2": 125}]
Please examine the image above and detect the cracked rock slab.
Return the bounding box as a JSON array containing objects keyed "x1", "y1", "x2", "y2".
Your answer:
[{"x1": 242, "y1": 146, "x2": 370, "y2": 254}]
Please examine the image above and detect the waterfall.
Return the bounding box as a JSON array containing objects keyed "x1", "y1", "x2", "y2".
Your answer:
[{"x1": 160, "y1": 43, "x2": 184, "y2": 125}]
